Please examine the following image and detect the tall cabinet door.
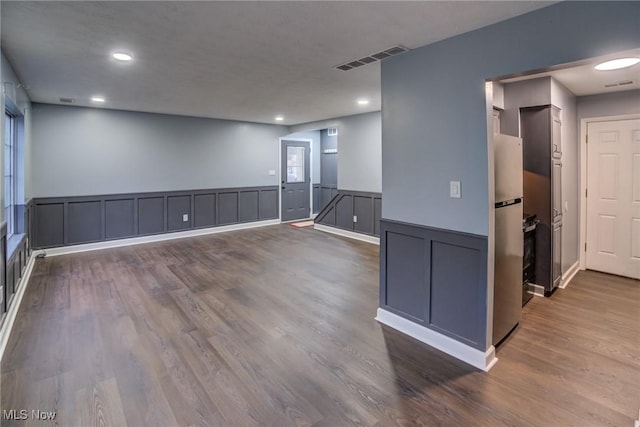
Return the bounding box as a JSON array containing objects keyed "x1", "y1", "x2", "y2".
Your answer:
[
  {"x1": 552, "y1": 222, "x2": 562, "y2": 288},
  {"x1": 552, "y1": 107, "x2": 562, "y2": 158},
  {"x1": 552, "y1": 160, "x2": 562, "y2": 222}
]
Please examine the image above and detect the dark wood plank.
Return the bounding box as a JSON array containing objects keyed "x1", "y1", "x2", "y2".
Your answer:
[{"x1": 1, "y1": 225, "x2": 639, "y2": 426}]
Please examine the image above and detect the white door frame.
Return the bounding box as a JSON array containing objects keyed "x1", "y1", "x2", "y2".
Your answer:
[
  {"x1": 278, "y1": 137, "x2": 314, "y2": 222},
  {"x1": 578, "y1": 113, "x2": 640, "y2": 270}
]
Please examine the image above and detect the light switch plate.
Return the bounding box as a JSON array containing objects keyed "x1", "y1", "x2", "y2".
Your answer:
[{"x1": 450, "y1": 181, "x2": 461, "y2": 198}]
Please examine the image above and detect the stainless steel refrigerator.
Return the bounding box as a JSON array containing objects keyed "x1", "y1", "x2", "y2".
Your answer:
[{"x1": 493, "y1": 134, "x2": 524, "y2": 345}]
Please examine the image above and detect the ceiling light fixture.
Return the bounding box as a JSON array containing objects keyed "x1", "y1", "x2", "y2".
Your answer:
[
  {"x1": 594, "y1": 57, "x2": 640, "y2": 71},
  {"x1": 275, "y1": 116, "x2": 284, "y2": 121},
  {"x1": 112, "y1": 52, "x2": 133, "y2": 62},
  {"x1": 91, "y1": 96, "x2": 105, "y2": 103},
  {"x1": 357, "y1": 99, "x2": 370, "y2": 106}
]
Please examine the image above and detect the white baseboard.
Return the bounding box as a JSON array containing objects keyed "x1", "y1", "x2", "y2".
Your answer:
[
  {"x1": 0, "y1": 253, "x2": 37, "y2": 363},
  {"x1": 313, "y1": 224, "x2": 380, "y2": 245},
  {"x1": 559, "y1": 261, "x2": 581, "y2": 289},
  {"x1": 39, "y1": 219, "x2": 281, "y2": 257},
  {"x1": 375, "y1": 308, "x2": 497, "y2": 371}
]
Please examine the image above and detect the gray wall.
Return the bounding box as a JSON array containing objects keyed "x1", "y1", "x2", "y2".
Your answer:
[
  {"x1": 31, "y1": 104, "x2": 287, "y2": 197},
  {"x1": 320, "y1": 129, "x2": 338, "y2": 187},
  {"x1": 289, "y1": 111, "x2": 381, "y2": 193},
  {"x1": 381, "y1": 1, "x2": 640, "y2": 236},
  {"x1": 502, "y1": 77, "x2": 552, "y2": 137},
  {"x1": 550, "y1": 78, "x2": 578, "y2": 274},
  {"x1": 576, "y1": 89, "x2": 640, "y2": 120}
]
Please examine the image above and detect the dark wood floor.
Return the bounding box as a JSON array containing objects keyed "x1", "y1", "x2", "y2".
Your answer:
[{"x1": 1, "y1": 224, "x2": 639, "y2": 426}]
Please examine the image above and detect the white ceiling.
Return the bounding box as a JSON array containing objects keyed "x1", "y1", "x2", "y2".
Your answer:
[
  {"x1": 1, "y1": 1, "x2": 555, "y2": 125},
  {"x1": 499, "y1": 48, "x2": 640, "y2": 96}
]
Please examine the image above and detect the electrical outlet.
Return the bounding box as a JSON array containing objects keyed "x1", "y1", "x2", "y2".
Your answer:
[
  {"x1": 353, "y1": 215, "x2": 358, "y2": 223},
  {"x1": 268, "y1": 169, "x2": 276, "y2": 176},
  {"x1": 182, "y1": 214, "x2": 189, "y2": 222}
]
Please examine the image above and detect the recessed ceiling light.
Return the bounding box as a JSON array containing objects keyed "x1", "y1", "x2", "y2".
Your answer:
[
  {"x1": 91, "y1": 96, "x2": 105, "y2": 103},
  {"x1": 357, "y1": 99, "x2": 370, "y2": 105},
  {"x1": 112, "y1": 52, "x2": 133, "y2": 62},
  {"x1": 594, "y1": 57, "x2": 640, "y2": 71},
  {"x1": 275, "y1": 116, "x2": 284, "y2": 121}
]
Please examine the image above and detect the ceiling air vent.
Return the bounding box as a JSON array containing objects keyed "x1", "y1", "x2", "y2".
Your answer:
[
  {"x1": 59, "y1": 97, "x2": 74, "y2": 103},
  {"x1": 335, "y1": 45, "x2": 409, "y2": 71},
  {"x1": 604, "y1": 80, "x2": 635, "y2": 88}
]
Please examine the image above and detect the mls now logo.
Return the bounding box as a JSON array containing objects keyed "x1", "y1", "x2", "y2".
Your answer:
[{"x1": 3, "y1": 409, "x2": 57, "y2": 420}]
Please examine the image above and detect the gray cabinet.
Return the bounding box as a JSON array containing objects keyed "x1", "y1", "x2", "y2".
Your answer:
[
  {"x1": 553, "y1": 222, "x2": 562, "y2": 288},
  {"x1": 521, "y1": 105, "x2": 562, "y2": 294},
  {"x1": 553, "y1": 160, "x2": 562, "y2": 222}
]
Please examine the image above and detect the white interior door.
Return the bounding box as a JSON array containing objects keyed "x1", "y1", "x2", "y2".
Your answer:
[{"x1": 586, "y1": 118, "x2": 640, "y2": 279}]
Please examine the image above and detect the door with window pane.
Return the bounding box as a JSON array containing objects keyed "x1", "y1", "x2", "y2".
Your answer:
[{"x1": 281, "y1": 140, "x2": 310, "y2": 221}]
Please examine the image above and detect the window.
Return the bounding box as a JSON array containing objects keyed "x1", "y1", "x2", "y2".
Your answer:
[
  {"x1": 286, "y1": 146, "x2": 305, "y2": 183},
  {"x1": 4, "y1": 111, "x2": 16, "y2": 237}
]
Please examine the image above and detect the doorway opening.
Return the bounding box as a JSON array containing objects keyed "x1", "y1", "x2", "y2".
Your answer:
[
  {"x1": 280, "y1": 127, "x2": 339, "y2": 222},
  {"x1": 488, "y1": 47, "x2": 640, "y2": 287}
]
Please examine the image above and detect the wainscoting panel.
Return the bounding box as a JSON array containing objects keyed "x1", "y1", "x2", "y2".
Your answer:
[
  {"x1": 105, "y1": 199, "x2": 135, "y2": 239},
  {"x1": 384, "y1": 230, "x2": 428, "y2": 322},
  {"x1": 167, "y1": 195, "x2": 191, "y2": 232},
  {"x1": 32, "y1": 186, "x2": 279, "y2": 249},
  {"x1": 218, "y1": 192, "x2": 239, "y2": 225},
  {"x1": 354, "y1": 196, "x2": 374, "y2": 235},
  {"x1": 260, "y1": 189, "x2": 278, "y2": 220},
  {"x1": 194, "y1": 194, "x2": 216, "y2": 228},
  {"x1": 430, "y1": 241, "x2": 485, "y2": 346},
  {"x1": 239, "y1": 191, "x2": 259, "y2": 223},
  {"x1": 335, "y1": 195, "x2": 353, "y2": 230},
  {"x1": 315, "y1": 190, "x2": 382, "y2": 237},
  {"x1": 138, "y1": 197, "x2": 165, "y2": 235},
  {"x1": 0, "y1": 222, "x2": 5, "y2": 315},
  {"x1": 67, "y1": 200, "x2": 102, "y2": 244},
  {"x1": 1, "y1": 200, "x2": 32, "y2": 325},
  {"x1": 320, "y1": 185, "x2": 338, "y2": 211},
  {"x1": 312, "y1": 185, "x2": 320, "y2": 214},
  {"x1": 35, "y1": 203, "x2": 64, "y2": 248},
  {"x1": 379, "y1": 219, "x2": 488, "y2": 350},
  {"x1": 374, "y1": 199, "x2": 382, "y2": 236}
]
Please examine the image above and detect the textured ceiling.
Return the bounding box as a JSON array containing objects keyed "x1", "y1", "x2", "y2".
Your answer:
[{"x1": 2, "y1": 1, "x2": 555, "y2": 125}]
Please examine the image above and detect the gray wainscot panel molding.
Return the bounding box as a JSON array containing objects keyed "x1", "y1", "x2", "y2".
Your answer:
[
  {"x1": 314, "y1": 190, "x2": 382, "y2": 237},
  {"x1": 379, "y1": 219, "x2": 488, "y2": 350},
  {"x1": 218, "y1": 192, "x2": 239, "y2": 225},
  {"x1": 1, "y1": 199, "x2": 33, "y2": 325},
  {"x1": 105, "y1": 199, "x2": 135, "y2": 239},
  {"x1": 193, "y1": 194, "x2": 216, "y2": 228},
  {"x1": 67, "y1": 200, "x2": 103, "y2": 244},
  {"x1": 138, "y1": 197, "x2": 165, "y2": 235},
  {"x1": 167, "y1": 195, "x2": 192, "y2": 231},
  {"x1": 32, "y1": 186, "x2": 279, "y2": 249},
  {"x1": 312, "y1": 184, "x2": 320, "y2": 214},
  {"x1": 239, "y1": 190, "x2": 259, "y2": 223}
]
